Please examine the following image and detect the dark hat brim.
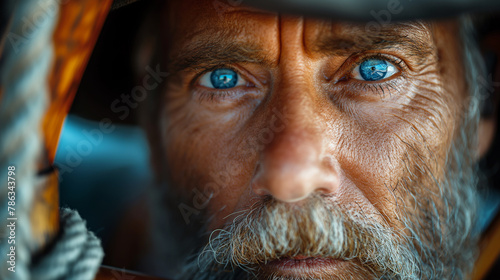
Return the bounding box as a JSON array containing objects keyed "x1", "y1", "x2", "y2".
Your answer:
[
  {"x1": 111, "y1": 0, "x2": 142, "y2": 10},
  {"x1": 111, "y1": 0, "x2": 500, "y2": 21}
]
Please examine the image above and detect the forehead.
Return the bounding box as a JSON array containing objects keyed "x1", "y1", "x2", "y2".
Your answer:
[
  {"x1": 166, "y1": 0, "x2": 278, "y2": 41},
  {"x1": 163, "y1": 0, "x2": 436, "y2": 63}
]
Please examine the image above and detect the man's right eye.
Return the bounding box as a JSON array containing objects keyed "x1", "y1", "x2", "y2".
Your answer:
[
  {"x1": 351, "y1": 58, "x2": 399, "y2": 82},
  {"x1": 199, "y1": 68, "x2": 246, "y2": 89}
]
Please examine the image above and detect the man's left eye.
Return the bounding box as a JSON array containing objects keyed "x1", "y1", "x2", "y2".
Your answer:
[
  {"x1": 199, "y1": 68, "x2": 247, "y2": 89},
  {"x1": 352, "y1": 58, "x2": 399, "y2": 81}
]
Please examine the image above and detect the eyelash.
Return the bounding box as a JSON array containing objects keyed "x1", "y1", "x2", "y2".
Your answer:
[{"x1": 195, "y1": 88, "x2": 237, "y2": 102}]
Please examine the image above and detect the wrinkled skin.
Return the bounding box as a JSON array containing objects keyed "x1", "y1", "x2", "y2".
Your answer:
[{"x1": 147, "y1": 0, "x2": 485, "y2": 279}]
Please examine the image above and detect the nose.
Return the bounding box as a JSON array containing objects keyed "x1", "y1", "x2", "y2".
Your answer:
[
  {"x1": 251, "y1": 109, "x2": 340, "y2": 203},
  {"x1": 251, "y1": 16, "x2": 339, "y2": 203}
]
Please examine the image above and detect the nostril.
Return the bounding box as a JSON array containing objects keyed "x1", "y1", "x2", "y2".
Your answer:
[
  {"x1": 252, "y1": 182, "x2": 271, "y2": 196},
  {"x1": 251, "y1": 162, "x2": 268, "y2": 196},
  {"x1": 322, "y1": 155, "x2": 339, "y2": 173},
  {"x1": 315, "y1": 182, "x2": 339, "y2": 196},
  {"x1": 319, "y1": 156, "x2": 341, "y2": 192},
  {"x1": 253, "y1": 161, "x2": 262, "y2": 177}
]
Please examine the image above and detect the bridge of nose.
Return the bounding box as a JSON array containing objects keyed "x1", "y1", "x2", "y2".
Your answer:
[{"x1": 250, "y1": 17, "x2": 341, "y2": 202}]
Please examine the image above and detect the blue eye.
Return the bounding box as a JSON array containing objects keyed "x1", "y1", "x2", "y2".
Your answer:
[
  {"x1": 210, "y1": 68, "x2": 237, "y2": 89},
  {"x1": 199, "y1": 68, "x2": 246, "y2": 89},
  {"x1": 353, "y1": 58, "x2": 398, "y2": 81},
  {"x1": 199, "y1": 68, "x2": 245, "y2": 89}
]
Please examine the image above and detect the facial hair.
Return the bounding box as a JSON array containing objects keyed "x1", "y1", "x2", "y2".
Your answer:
[{"x1": 179, "y1": 193, "x2": 423, "y2": 280}]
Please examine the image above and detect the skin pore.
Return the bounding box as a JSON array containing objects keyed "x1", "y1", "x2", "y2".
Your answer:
[{"x1": 145, "y1": 0, "x2": 486, "y2": 279}]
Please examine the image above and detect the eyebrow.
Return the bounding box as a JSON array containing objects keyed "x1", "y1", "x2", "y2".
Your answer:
[
  {"x1": 169, "y1": 39, "x2": 274, "y2": 73},
  {"x1": 314, "y1": 22, "x2": 435, "y2": 64}
]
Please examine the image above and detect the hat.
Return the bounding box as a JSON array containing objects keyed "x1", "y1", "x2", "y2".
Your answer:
[{"x1": 111, "y1": 0, "x2": 500, "y2": 20}]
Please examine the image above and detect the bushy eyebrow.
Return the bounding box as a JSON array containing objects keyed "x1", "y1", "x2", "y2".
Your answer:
[
  {"x1": 168, "y1": 22, "x2": 435, "y2": 73},
  {"x1": 169, "y1": 40, "x2": 274, "y2": 73},
  {"x1": 313, "y1": 23, "x2": 435, "y2": 65}
]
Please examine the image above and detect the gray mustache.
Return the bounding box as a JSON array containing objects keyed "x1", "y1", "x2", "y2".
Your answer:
[{"x1": 197, "y1": 194, "x2": 420, "y2": 279}]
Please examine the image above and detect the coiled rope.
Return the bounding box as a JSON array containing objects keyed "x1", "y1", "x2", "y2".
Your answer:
[
  {"x1": 0, "y1": 0, "x2": 103, "y2": 279},
  {"x1": 31, "y1": 208, "x2": 104, "y2": 280}
]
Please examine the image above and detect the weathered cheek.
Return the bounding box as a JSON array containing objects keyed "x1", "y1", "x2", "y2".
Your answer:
[
  {"x1": 161, "y1": 93, "x2": 253, "y2": 203},
  {"x1": 323, "y1": 116, "x2": 406, "y2": 205},
  {"x1": 323, "y1": 73, "x2": 455, "y2": 214},
  {"x1": 398, "y1": 77, "x2": 456, "y2": 175}
]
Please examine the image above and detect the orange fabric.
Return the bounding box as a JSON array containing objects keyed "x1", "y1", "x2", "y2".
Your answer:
[
  {"x1": 32, "y1": 0, "x2": 112, "y2": 259},
  {"x1": 95, "y1": 266, "x2": 167, "y2": 280},
  {"x1": 44, "y1": 0, "x2": 113, "y2": 163},
  {"x1": 30, "y1": 168, "x2": 60, "y2": 252},
  {"x1": 473, "y1": 214, "x2": 500, "y2": 280}
]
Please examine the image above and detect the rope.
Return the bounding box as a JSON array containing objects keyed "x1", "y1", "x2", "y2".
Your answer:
[
  {"x1": 0, "y1": 1, "x2": 104, "y2": 279},
  {"x1": 0, "y1": 0, "x2": 59, "y2": 278},
  {"x1": 31, "y1": 208, "x2": 104, "y2": 280}
]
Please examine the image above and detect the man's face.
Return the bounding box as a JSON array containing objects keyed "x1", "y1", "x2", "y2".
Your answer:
[{"x1": 154, "y1": 1, "x2": 478, "y2": 279}]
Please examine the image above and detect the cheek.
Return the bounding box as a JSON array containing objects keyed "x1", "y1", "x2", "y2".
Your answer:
[
  {"x1": 324, "y1": 75, "x2": 455, "y2": 221},
  {"x1": 161, "y1": 89, "x2": 258, "y2": 215}
]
